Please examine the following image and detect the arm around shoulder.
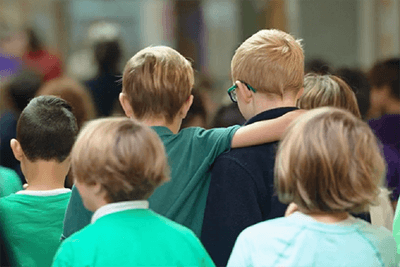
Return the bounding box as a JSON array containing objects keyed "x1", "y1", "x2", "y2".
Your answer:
[{"x1": 231, "y1": 109, "x2": 306, "y2": 148}]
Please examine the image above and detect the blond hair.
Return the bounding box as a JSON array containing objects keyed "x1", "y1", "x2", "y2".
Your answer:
[
  {"x1": 298, "y1": 73, "x2": 361, "y2": 118},
  {"x1": 275, "y1": 107, "x2": 385, "y2": 213},
  {"x1": 231, "y1": 29, "x2": 304, "y2": 98},
  {"x1": 122, "y1": 46, "x2": 194, "y2": 124},
  {"x1": 71, "y1": 117, "x2": 170, "y2": 202}
]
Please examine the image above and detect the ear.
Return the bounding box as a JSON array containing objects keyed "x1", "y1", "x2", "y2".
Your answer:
[
  {"x1": 10, "y1": 139, "x2": 24, "y2": 162},
  {"x1": 119, "y1": 93, "x2": 134, "y2": 118},
  {"x1": 236, "y1": 81, "x2": 253, "y2": 103},
  {"x1": 92, "y1": 182, "x2": 104, "y2": 196},
  {"x1": 179, "y1": 94, "x2": 194, "y2": 119}
]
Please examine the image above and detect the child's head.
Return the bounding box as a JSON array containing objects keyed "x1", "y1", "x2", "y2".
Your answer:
[
  {"x1": 13, "y1": 95, "x2": 78, "y2": 163},
  {"x1": 368, "y1": 58, "x2": 400, "y2": 113},
  {"x1": 231, "y1": 29, "x2": 304, "y2": 99},
  {"x1": 298, "y1": 73, "x2": 361, "y2": 118},
  {"x1": 275, "y1": 107, "x2": 385, "y2": 213},
  {"x1": 36, "y1": 77, "x2": 97, "y2": 130},
  {"x1": 71, "y1": 118, "x2": 169, "y2": 210},
  {"x1": 121, "y1": 46, "x2": 194, "y2": 124}
]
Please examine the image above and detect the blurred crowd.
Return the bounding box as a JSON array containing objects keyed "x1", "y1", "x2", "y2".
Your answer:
[{"x1": 0, "y1": 21, "x2": 399, "y2": 267}]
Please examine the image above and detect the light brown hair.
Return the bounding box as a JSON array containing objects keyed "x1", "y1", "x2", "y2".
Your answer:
[
  {"x1": 71, "y1": 117, "x2": 170, "y2": 202},
  {"x1": 122, "y1": 46, "x2": 194, "y2": 124},
  {"x1": 275, "y1": 107, "x2": 385, "y2": 213},
  {"x1": 298, "y1": 73, "x2": 361, "y2": 118},
  {"x1": 37, "y1": 77, "x2": 96, "y2": 129},
  {"x1": 231, "y1": 29, "x2": 304, "y2": 98}
]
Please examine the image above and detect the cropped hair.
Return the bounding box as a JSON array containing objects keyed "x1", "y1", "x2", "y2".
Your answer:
[
  {"x1": 122, "y1": 46, "x2": 194, "y2": 124},
  {"x1": 37, "y1": 77, "x2": 96, "y2": 130},
  {"x1": 231, "y1": 29, "x2": 304, "y2": 97},
  {"x1": 71, "y1": 117, "x2": 170, "y2": 202},
  {"x1": 275, "y1": 107, "x2": 385, "y2": 213},
  {"x1": 298, "y1": 73, "x2": 361, "y2": 118},
  {"x1": 17, "y1": 95, "x2": 78, "y2": 162},
  {"x1": 369, "y1": 57, "x2": 400, "y2": 100}
]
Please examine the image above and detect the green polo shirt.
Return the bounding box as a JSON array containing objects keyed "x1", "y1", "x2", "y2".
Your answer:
[
  {"x1": 0, "y1": 189, "x2": 71, "y2": 267},
  {"x1": 62, "y1": 125, "x2": 239, "y2": 239},
  {"x1": 53, "y1": 201, "x2": 215, "y2": 267}
]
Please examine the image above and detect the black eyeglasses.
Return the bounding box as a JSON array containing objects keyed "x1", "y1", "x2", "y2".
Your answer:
[{"x1": 227, "y1": 81, "x2": 257, "y2": 103}]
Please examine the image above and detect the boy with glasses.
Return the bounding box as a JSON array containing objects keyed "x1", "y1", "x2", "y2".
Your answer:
[
  {"x1": 201, "y1": 29, "x2": 305, "y2": 266},
  {"x1": 61, "y1": 45, "x2": 303, "y2": 242}
]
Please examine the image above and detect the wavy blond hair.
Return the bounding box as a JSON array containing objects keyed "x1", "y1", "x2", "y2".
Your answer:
[
  {"x1": 72, "y1": 117, "x2": 170, "y2": 202},
  {"x1": 275, "y1": 107, "x2": 385, "y2": 213},
  {"x1": 298, "y1": 73, "x2": 361, "y2": 118}
]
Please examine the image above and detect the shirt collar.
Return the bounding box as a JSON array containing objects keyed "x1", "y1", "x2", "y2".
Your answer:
[
  {"x1": 245, "y1": 107, "x2": 298, "y2": 125},
  {"x1": 16, "y1": 188, "x2": 71, "y2": 196},
  {"x1": 91, "y1": 200, "x2": 149, "y2": 223},
  {"x1": 151, "y1": 126, "x2": 173, "y2": 136}
]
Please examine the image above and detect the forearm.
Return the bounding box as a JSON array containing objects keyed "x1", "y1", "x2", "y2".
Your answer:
[{"x1": 231, "y1": 109, "x2": 306, "y2": 148}]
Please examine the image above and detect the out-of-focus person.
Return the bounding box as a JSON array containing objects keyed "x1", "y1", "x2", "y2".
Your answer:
[
  {"x1": 22, "y1": 27, "x2": 63, "y2": 82},
  {"x1": 0, "y1": 69, "x2": 42, "y2": 183},
  {"x1": 335, "y1": 67, "x2": 371, "y2": 120},
  {"x1": 85, "y1": 39, "x2": 122, "y2": 117},
  {"x1": 368, "y1": 58, "x2": 400, "y2": 153}
]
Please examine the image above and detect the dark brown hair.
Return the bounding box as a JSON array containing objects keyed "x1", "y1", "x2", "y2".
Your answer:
[{"x1": 17, "y1": 95, "x2": 78, "y2": 162}]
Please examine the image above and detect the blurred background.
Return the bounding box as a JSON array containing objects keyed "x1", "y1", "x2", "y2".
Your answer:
[
  {"x1": 0, "y1": 0, "x2": 399, "y2": 123},
  {"x1": 0, "y1": 0, "x2": 399, "y2": 185}
]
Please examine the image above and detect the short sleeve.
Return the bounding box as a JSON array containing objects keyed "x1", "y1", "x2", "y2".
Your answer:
[
  {"x1": 51, "y1": 240, "x2": 75, "y2": 267},
  {"x1": 226, "y1": 231, "x2": 251, "y2": 267},
  {"x1": 191, "y1": 125, "x2": 240, "y2": 160}
]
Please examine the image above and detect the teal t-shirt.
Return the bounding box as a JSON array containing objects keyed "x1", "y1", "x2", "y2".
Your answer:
[
  {"x1": 0, "y1": 190, "x2": 71, "y2": 267},
  {"x1": 53, "y1": 208, "x2": 215, "y2": 267},
  {"x1": 62, "y1": 125, "x2": 239, "y2": 239},
  {"x1": 149, "y1": 126, "x2": 239, "y2": 236},
  {"x1": 393, "y1": 202, "x2": 400, "y2": 254},
  {"x1": 0, "y1": 166, "x2": 22, "y2": 198},
  {"x1": 228, "y1": 212, "x2": 398, "y2": 267}
]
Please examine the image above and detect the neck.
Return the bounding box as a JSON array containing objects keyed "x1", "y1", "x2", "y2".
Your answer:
[
  {"x1": 251, "y1": 95, "x2": 297, "y2": 118},
  {"x1": 137, "y1": 116, "x2": 182, "y2": 134},
  {"x1": 301, "y1": 210, "x2": 350, "y2": 223},
  {"x1": 23, "y1": 159, "x2": 69, "y2": 191},
  {"x1": 383, "y1": 98, "x2": 400, "y2": 115}
]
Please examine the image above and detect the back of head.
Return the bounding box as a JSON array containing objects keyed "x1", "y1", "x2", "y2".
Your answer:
[
  {"x1": 336, "y1": 68, "x2": 371, "y2": 119},
  {"x1": 298, "y1": 73, "x2": 361, "y2": 118},
  {"x1": 17, "y1": 95, "x2": 78, "y2": 162},
  {"x1": 369, "y1": 57, "x2": 400, "y2": 100},
  {"x1": 37, "y1": 77, "x2": 96, "y2": 129},
  {"x1": 275, "y1": 107, "x2": 384, "y2": 213},
  {"x1": 122, "y1": 46, "x2": 194, "y2": 124},
  {"x1": 231, "y1": 29, "x2": 304, "y2": 98},
  {"x1": 71, "y1": 117, "x2": 170, "y2": 202},
  {"x1": 6, "y1": 69, "x2": 42, "y2": 112},
  {"x1": 94, "y1": 40, "x2": 122, "y2": 74}
]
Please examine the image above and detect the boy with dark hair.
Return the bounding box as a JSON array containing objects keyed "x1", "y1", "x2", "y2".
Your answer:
[
  {"x1": 0, "y1": 95, "x2": 78, "y2": 267},
  {"x1": 62, "y1": 45, "x2": 303, "y2": 240}
]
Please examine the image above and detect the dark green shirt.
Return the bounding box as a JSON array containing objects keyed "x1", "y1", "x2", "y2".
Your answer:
[{"x1": 62, "y1": 126, "x2": 239, "y2": 239}]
